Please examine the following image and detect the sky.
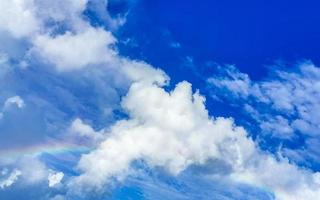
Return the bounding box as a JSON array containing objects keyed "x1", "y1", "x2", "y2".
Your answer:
[{"x1": 0, "y1": 0, "x2": 320, "y2": 200}]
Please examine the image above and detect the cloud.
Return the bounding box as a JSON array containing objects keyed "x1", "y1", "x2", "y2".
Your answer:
[
  {"x1": 0, "y1": 169, "x2": 21, "y2": 189},
  {"x1": 67, "y1": 70, "x2": 320, "y2": 200},
  {"x1": 0, "y1": 156, "x2": 61, "y2": 189},
  {"x1": 0, "y1": 0, "x2": 89, "y2": 39},
  {"x1": 48, "y1": 171, "x2": 64, "y2": 187},
  {"x1": 0, "y1": 0, "x2": 127, "y2": 73},
  {"x1": 33, "y1": 27, "x2": 117, "y2": 71},
  {"x1": 207, "y1": 63, "x2": 320, "y2": 139},
  {"x1": 206, "y1": 63, "x2": 320, "y2": 170},
  {"x1": 0, "y1": 96, "x2": 25, "y2": 120},
  {"x1": 34, "y1": 0, "x2": 87, "y2": 24},
  {"x1": 70, "y1": 75, "x2": 253, "y2": 190},
  {"x1": 85, "y1": 0, "x2": 127, "y2": 30},
  {"x1": 231, "y1": 154, "x2": 320, "y2": 200},
  {"x1": 68, "y1": 118, "x2": 104, "y2": 145},
  {"x1": 18, "y1": 157, "x2": 49, "y2": 184},
  {"x1": 0, "y1": 0, "x2": 39, "y2": 38},
  {"x1": 1, "y1": 0, "x2": 319, "y2": 200},
  {"x1": 3, "y1": 96, "x2": 25, "y2": 110},
  {"x1": 207, "y1": 65, "x2": 251, "y2": 99}
]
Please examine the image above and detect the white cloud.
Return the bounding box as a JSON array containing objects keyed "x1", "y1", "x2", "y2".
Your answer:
[
  {"x1": 230, "y1": 152, "x2": 320, "y2": 200},
  {"x1": 34, "y1": 0, "x2": 87, "y2": 24},
  {"x1": 0, "y1": 0, "x2": 40, "y2": 38},
  {"x1": 259, "y1": 115, "x2": 294, "y2": 139},
  {"x1": 207, "y1": 63, "x2": 320, "y2": 139},
  {"x1": 0, "y1": 169, "x2": 21, "y2": 189},
  {"x1": 48, "y1": 171, "x2": 64, "y2": 187},
  {"x1": 0, "y1": 0, "x2": 89, "y2": 39},
  {"x1": 68, "y1": 118, "x2": 104, "y2": 145},
  {"x1": 1, "y1": 1, "x2": 319, "y2": 200},
  {"x1": 71, "y1": 77, "x2": 254, "y2": 191},
  {"x1": 86, "y1": 0, "x2": 126, "y2": 30},
  {"x1": 67, "y1": 71, "x2": 320, "y2": 200},
  {"x1": 1, "y1": 156, "x2": 65, "y2": 189},
  {"x1": 3, "y1": 96, "x2": 25, "y2": 110},
  {"x1": 18, "y1": 157, "x2": 48, "y2": 184},
  {"x1": 207, "y1": 65, "x2": 251, "y2": 99},
  {"x1": 0, "y1": 0, "x2": 128, "y2": 73},
  {"x1": 120, "y1": 58, "x2": 169, "y2": 86},
  {"x1": 0, "y1": 96, "x2": 25, "y2": 119},
  {"x1": 33, "y1": 27, "x2": 117, "y2": 71}
]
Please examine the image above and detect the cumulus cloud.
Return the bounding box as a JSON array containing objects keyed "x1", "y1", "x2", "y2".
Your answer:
[
  {"x1": 67, "y1": 70, "x2": 320, "y2": 200},
  {"x1": 68, "y1": 118, "x2": 104, "y2": 145},
  {"x1": 0, "y1": 0, "x2": 128, "y2": 73},
  {"x1": 48, "y1": 171, "x2": 64, "y2": 187},
  {"x1": 71, "y1": 78, "x2": 253, "y2": 190},
  {"x1": 0, "y1": 0, "x2": 89, "y2": 39},
  {"x1": 1, "y1": 1, "x2": 320, "y2": 200},
  {"x1": 0, "y1": 169, "x2": 21, "y2": 189},
  {"x1": 231, "y1": 154, "x2": 320, "y2": 200},
  {"x1": 0, "y1": 0, "x2": 40, "y2": 38},
  {"x1": 33, "y1": 27, "x2": 117, "y2": 71}
]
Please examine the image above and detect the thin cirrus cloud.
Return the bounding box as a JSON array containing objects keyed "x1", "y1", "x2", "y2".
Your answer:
[{"x1": 0, "y1": 1, "x2": 319, "y2": 200}]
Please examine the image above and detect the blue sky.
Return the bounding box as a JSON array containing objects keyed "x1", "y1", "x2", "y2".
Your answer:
[{"x1": 0, "y1": 1, "x2": 320, "y2": 200}]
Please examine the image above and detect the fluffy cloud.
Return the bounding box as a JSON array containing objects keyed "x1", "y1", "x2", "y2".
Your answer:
[
  {"x1": 68, "y1": 118, "x2": 104, "y2": 145},
  {"x1": 0, "y1": 0, "x2": 127, "y2": 72},
  {"x1": 1, "y1": 1, "x2": 320, "y2": 200},
  {"x1": 0, "y1": 156, "x2": 59, "y2": 189},
  {"x1": 0, "y1": 0, "x2": 40, "y2": 38},
  {"x1": 68, "y1": 71, "x2": 320, "y2": 200},
  {"x1": 18, "y1": 157, "x2": 49, "y2": 184},
  {"x1": 0, "y1": 0, "x2": 91, "y2": 39},
  {"x1": 231, "y1": 154, "x2": 320, "y2": 200},
  {"x1": 71, "y1": 78, "x2": 253, "y2": 190},
  {"x1": 0, "y1": 169, "x2": 21, "y2": 189},
  {"x1": 48, "y1": 171, "x2": 64, "y2": 187},
  {"x1": 33, "y1": 27, "x2": 116, "y2": 71}
]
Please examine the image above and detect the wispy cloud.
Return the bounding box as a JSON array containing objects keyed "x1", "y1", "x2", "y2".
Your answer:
[
  {"x1": 0, "y1": 169, "x2": 21, "y2": 189},
  {"x1": 207, "y1": 62, "x2": 320, "y2": 168}
]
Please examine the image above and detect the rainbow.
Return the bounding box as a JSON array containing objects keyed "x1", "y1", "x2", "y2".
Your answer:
[{"x1": 0, "y1": 142, "x2": 93, "y2": 160}]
